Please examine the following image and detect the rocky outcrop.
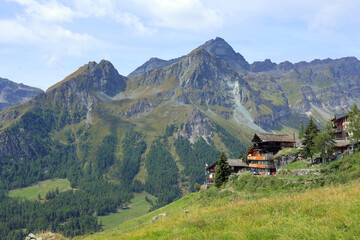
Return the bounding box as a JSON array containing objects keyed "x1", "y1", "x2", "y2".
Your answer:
[
  {"x1": 274, "y1": 152, "x2": 299, "y2": 170},
  {"x1": 126, "y1": 98, "x2": 155, "y2": 118},
  {"x1": 277, "y1": 168, "x2": 321, "y2": 176},
  {"x1": 152, "y1": 213, "x2": 167, "y2": 222},
  {"x1": 178, "y1": 109, "x2": 212, "y2": 143},
  {"x1": 250, "y1": 59, "x2": 277, "y2": 72},
  {"x1": 277, "y1": 61, "x2": 294, "y2": 71},
  {"x1": 0, "y1": 77, "x2": 43, "y2": 112},
  {"x1": 297, "y1": 86, "x2": 322, "y2": 112},
  {"x1": 25, "y1": 232, "x2": 65, "y2": 240}
]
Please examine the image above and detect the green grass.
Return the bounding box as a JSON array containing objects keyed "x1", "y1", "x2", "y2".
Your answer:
[
  {"x1": 280, "y1": 160, "x2": 309, "y2": 170},
  {"x1": 76, "y1": 153, "x2": 360, "y2": 240},
  {"x1": 79, "y1": 181, "x2": 360, "y2": 240},
  {"x1": 99, "y1": 192, "x2": 157, "y2": 231},
  {"x1": 8, "y1": 178, "x2": 72, "y2": 201}
]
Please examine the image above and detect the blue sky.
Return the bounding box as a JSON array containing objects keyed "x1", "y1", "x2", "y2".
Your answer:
[{"x1": 1, "y1": 0, "x2": 360, "y2": 90}]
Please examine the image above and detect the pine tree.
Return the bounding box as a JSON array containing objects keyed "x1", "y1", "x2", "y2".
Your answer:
[
  {"x1": 238, "y1": 151, "x2": 244, "y2": 160},
  {"x1": 315, "y1": 121, "x2": 335, "y2": 163},
  {"x1": 299, "y1": 121, "x2": 304, "y2": 139},
  {"x1": 214, "y1": 152, "x2": 231, "y2": 188},
  {"x1": 348, "y1": 103, "x2": 360, "y2": 146},
  {"x1": 302, "y1": 117, "x2": 319, "y2": 163}
]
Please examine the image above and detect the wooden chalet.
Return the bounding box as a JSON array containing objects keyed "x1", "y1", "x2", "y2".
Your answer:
[
  {"x1": 207, "y1": 159, "x2": 249, "y2": 183},
  {"x1": 247, "y1": 133, "x2": 295, "y2": 175},
  {"x1": 332, "y1": 113, "x2": 353, "y2": 153}
]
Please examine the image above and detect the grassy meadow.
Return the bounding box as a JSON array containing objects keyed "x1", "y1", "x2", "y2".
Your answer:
[
  {"x1": 77, "y1": 181, "x2": 360, "y2": 240},
  {"x1": 75, "y1": 153, "x2": 360, "y2": 240},
  {"x1": 8, "y1": 178, "x2": 72, "y2": 200},
  {"x1": 99, "y1": 192, "x2": 157, "y2": 230}
]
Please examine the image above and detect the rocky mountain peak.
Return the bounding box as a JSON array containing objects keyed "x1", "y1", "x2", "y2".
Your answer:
[
  {"x1": 250, "y1": 59, "x2": 277, "y2": 72},
  {"x1": 47, "y1": 60, "x2": 127, "y2": 97},
  {"x1": 199, "y1": 37, "x2": 250, "y2": 74}
]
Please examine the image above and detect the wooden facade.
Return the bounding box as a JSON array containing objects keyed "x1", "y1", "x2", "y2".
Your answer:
[
  {"x1": 247, "y1": 133, "x2": 295, "y2": 174},
  {"x1": 332, "y1": 114, "x2": 353, "y2": 153}
]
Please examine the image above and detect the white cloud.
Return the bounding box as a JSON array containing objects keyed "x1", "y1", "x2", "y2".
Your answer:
[
  {"x1": 10, "y1": 0, "x2": 75, "y2": 22},
  {"x1": 43, "y1": 54, "x2": 60, "y2": 67},
  {"x1": 309, "y1": 1, "x2": 360, "y2": 32},
  {"x1": 0, "y1": 19, "x2": 36, "y2": 43},
  {"x1": 134, "y1": 0, "x2": 223, "y2": 30},
  {"x1": 72, "y1": 0, "x2": 154, "y2": 35}
]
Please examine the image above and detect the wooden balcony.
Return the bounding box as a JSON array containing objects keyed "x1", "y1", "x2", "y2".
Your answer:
[
  {"x1": 247, "y1": 153, "x2": 274, "y2": 161},
  {"x1": 249, "y1": 163, "x2": 276, "y2": 169},
  {"x1": 249, "y1": 164, "x2": 265, "y2": 168}
]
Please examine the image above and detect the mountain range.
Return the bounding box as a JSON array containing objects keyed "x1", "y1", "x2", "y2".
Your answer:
[
  {"x1": 1, "y1": 37, "x2": 360, "y2": 206},
  {"x1": 0, "y1": 77, "x2": 43, "y2": 112}
]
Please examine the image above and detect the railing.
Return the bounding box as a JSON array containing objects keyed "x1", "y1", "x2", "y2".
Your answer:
[
  {"x1": 249, "y1": 163, "x2": 275, "y2": 169},
  {"x1": 248, "y1": 153, "x2": 274, "y2": 161},
  {"x1": 249, "y1": 164, "x2": 265, "y2": 168}
]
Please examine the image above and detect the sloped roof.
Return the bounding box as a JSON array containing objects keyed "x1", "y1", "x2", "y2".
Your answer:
[
  {"x1": 254, "y1": 133, "x2": 295, "y2": 143},
  {"x1": 334, "y1": 113, "x2": 348, "y2": 121},
  {"x1": 208, "y1": 159, "x2": 249, "y2": 169}
]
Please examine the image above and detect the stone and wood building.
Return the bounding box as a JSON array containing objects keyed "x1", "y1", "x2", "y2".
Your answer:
[
  {"x1": 332, "y1": 113, "x2": 353, "y2": 153},
  {"x1": 246, "y1": 133, "x2": 295, "y2": 175}
]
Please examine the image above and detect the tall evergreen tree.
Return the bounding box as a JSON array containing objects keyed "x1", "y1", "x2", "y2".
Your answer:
[
  {"x1": 238, "y1": 151, "x2": 244, "y2": 160},
  {"x1": 315, "y1": 121, "x2": 335, "y2": 163},
  {"x1": 348, "y1": 103, "x2": 360, "y2": 146},
  {"x1": 302, "y1": 117, "x2": 319, "y2": 163},
  {"x1": 214, "y1": 152, "x2": 231, "y2": 188},
  {"x1": 299, "y1": 120, "x2": 304, "y2": 139}
]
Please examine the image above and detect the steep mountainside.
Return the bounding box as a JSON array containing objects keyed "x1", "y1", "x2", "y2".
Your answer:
[{"x1": 0, "y1": 77, "x2": 43, "y2": 112}]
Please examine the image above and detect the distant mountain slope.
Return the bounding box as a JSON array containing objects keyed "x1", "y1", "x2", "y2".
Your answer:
[
  {"x1": 127, "y1": 56, "x2": 185, "y2": 79},
  {"x1": 0, "y1": 77, "x2": 43, "y2": 112}
]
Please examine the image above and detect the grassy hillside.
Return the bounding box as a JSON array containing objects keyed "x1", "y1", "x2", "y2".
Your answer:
[
  {"x1": 76, "y1": 152, "x2": 360, "y2": 240},
  {"x1": 99, "y1": 192, "x2": 157, "y2": 230},
  {"x1": 8, "y1": 178, "x2": 72, "y2": 201},
  {"x1": 82, "y1": 182, "x2": 360, "y2": 240}
]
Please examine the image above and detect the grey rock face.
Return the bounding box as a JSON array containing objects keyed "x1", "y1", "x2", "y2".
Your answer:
[
  {"x1": 179, "y1": 109, "x2": 212, "y2": 143},
  {"x1": 250, "y1": 59, "x2": 277, "y2": 72},
  {"x1": 126, "y1": 98, "x2": 155, "y2": 118},
  {"x1": 46, "y1": 60, "x2": 128, "y2": 123}
]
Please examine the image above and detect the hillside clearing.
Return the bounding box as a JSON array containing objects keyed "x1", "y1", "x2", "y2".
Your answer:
[
  {"x1": 8, "y1": 178, "x2": 72, "y2": 201},
  {"x1": 99, "y1": 192, "x2": 157, "y2": 230}
]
